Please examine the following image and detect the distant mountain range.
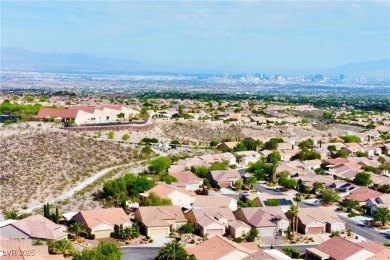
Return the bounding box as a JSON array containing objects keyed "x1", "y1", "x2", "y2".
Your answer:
[
  {"x1": 1, "y1": 47, "x2": 389, "y2": 77},
  {"x1": 1, "y1": 47, "x2": 168, "y2": 74}
]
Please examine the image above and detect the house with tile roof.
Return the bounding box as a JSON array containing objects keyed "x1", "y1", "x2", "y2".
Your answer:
[
  {"x1": 306, "y1": 237, "x2": 382, "y2": 260},
  {"x1": 185, "y1": 208, "x2": 236, "y2": 237},
  {"x1": 345, "y1": 187, "x2": 383, "y2": 205},
  {"x1": 234, "y1": 207, "x2": 289, "y2": 237},
  {"x1": 192, "y1": 195, "x2": 238, "y2": 211},
  {"x1": 365, "y1": 193, "x2": 390, "y2": 214},
  {"x1": 243, "y1": 249, "x2": 293, "y2": 260},
  {"x1": 185, "y1": 235, "x2": 259, "y2": 260},
  {"x1": 139, "y1": 183, "x2": 197, "y2": 207},
  {"x1": 207, "y1": 169, "x2": 242, "y2": 188},
  {"x1": 286, "y1": 207, "x2": 345, "y2": 235},
  {"x1": 168, "y1": 171, "x2": 203, "y2": 191},
  {"x1": 134, "y1": 206, "x2": 187, "y2": 237},
  {"x1": 0, "y1": 215, "x2": 68, "y2": 241},
  {"x1": 70, "y1": 208, "x2": 132, "y2": 239}
]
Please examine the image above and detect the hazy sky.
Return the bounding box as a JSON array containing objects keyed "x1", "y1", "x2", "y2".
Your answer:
[{"x1": 2, "y1": 1, "x2": 389, "y2": 73}]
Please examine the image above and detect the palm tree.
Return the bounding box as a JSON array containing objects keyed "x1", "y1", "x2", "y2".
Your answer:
[
  {"x1": 293, "y1": 193, "x2": 302, "y2": 235},
  {"x1": 50, "y1": 239, "x2": 75, "y2": 257},
  {"x1": 68, "y1": 222, "x2": 87, "y2": 239},
  {"x1": 373, "y1": 207, "x2": 390, "y2": 226},
  {"x1": 156, "y1": 241, "x2": 188, "y2": 260},
  {"x1": 288, "y1": 205, "x2": 299, "y2": 237}
]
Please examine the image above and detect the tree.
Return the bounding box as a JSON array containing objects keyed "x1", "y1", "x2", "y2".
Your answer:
[
  {"x1": 288, "y1": 205, "x2": 299, "y2": 237},
  {"x1": 267, "y1": 151, "x2": 281, "y2": 163},
  {"x1": 142, "y1": 145, "x2": 153, "y2": 155},
  {"x1": 122, "y1": 133, "x2": 130, "y2": 141},
  {"x1": 210, "y1": 161, "x2": 229, "y2": 170},
  {"x1": 68, "y1": 222, "x2": 87, "y2": 239},
  {"x1": 377, "y1": 184, "x2": 390, "y2": 194},
  {"x1": 149, "y1": 157, "x2": 171, "y2": 174},
  {"x1": 298, "y1": 139, "x2": 314, "y2": 150},
  {"x1": 54, "y1": 207, "x2": 60, "y2": 224},
  {"x1": 160, "y1": 174, "x2": 178, "y2": 184},
  {"x1": 335, "y1": 149, "x2": 349, "y2": 158},
  {"x1": 144, "y1": 192, "x2": 172, "y2": 206},
  {"x1": 107, "y1": 131, "x2": 115, "y2": 140},
  {"x1": 344, "y1": 199, "x2": 359, "y2": 212},
  {"x1": 321, "y1": 188, "x2": 340, "y2": 205},
  {"x1": 283, "y1": 247, "x2": 301, "y2": 259},
  {"x1": 234, "y1": 179, "x2": 243, "y2": 190},
  {"x1": 327, "y1": 145, "x2": 337, "y2": 152},
  {"x1": 263, "y1": 138, "x2": 284, "y2": 150},
  {"x1": 237, "y1": 199, "x2": 258, "y2": 208},
  {"x1": 73, "y1": 242, "x2": 122, "y2": 260},
  {"x1": 246, "y1": 161, "x2": 272, "y2": 181},
  {"x1": 312, "y1": 182, "x2": 324, "y2": 193},
  {"x1": 48, "y1": 239, "x2": 75, "y2": 257},
  {"x1": 191, "y1": 165, "x2": 210, "y2": 178},
  {"x1": 293, "y1": 194, "x2": 302, "y2": 235},
  {"x1": 353, "y1": 172, "x2": 372, "y2": 186},
  {"x1": 271, "y1": 161, "x2": 279, "y2": 184},
  {"x1": 342, "y1": 135, "x2": 361, "y2": 143},
  {"x1": 293, "y1": 150, "x2": 321, "y2": 161},
  {"x1": 279, "y1": 177, "x2": 297, "y2": 189},
  {"x1": 323, "y1": 112, "x2": 333, "y2": 119},
  {"x1": 178, "y1": 223, "x2": 195, "y2": 234},
  {"x1": 156, "y1": 241, "x2": 188, "y2": 260},
  {"x1": 246, "y1": 176, "x2": 258, "y2": 190},
  {"x1": 117, "y1": 112, "x2": 125, "y2": 119},
  {"x1": 373, "y1": 207, "x2": 390, "y2": 226}
]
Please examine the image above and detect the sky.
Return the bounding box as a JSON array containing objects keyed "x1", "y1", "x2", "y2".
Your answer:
[{"x1": 1, "y1": 0, "x2": 390, "y2": 73}]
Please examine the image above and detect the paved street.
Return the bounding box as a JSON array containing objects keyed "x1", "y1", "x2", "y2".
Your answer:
[
  {"x1": 338, "y1": 215, "x2": 389, "y2": 244},
  {"x1": 121, "y1": 247, "x2": 161, "y2": 260}
]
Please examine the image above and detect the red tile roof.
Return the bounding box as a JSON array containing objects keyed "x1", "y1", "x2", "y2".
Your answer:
[
  {"x1": 345, "y1": 187, "x2": 383, "y2": 202},
  {"x1": 33, "y1": 108, "x2": 78, "y2": 119},
  {"x1": 314, "y1": 237, "x2": 365, "y2": 260}
]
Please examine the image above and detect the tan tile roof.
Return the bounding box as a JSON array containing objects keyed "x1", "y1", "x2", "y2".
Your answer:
[
  {"x1": 297, "y1": 207, "x2": 343, "y2": 226},
  {"x1": 135, "y1": 206, "x2": 187, "y2": 227},
  {"x1": 358, "y1": 241, "x2": 387, "y2": 253},
  {"x1": 169, "y1": 171, "x2": 203, "y2": 185},
  {"x1": 32, "y1": 108, "x2": 78, "y2": 119},
  {"x1": 368, "y1": 248, "x2": 390, "y2": 259},
  {"x1": 74, "y1": 208, "x2": 130, "y2": 229},
  {"x1": 235, "y1": 207, "x2": 287, "y2": 228},
  {"x1": 209, "y1": 170, "x2": 241, "y2": 182},
  {"x1": 144, "y1": 183, "x2": 197, "y2": 198},
  {"x1": 11, "y1": 215, "x2": 67, "y2": 240},
  {"x1": 314, "y1": 237, "x2": 365, "y2": 260},
  {"x1": 189, "y1": 208, "x2": 236, "y2": 228},
  {"x1": 242, "y1": 250, "x2": 278, "y2": 260},
  {"x1": 346, "y1": 187, "x2": 383, "y2": 202},
  {"x1": 186, "y1": 235, "x2": 258, "y2": 260},
  {"x1": 192, "y1": 195, "x2": 235, "y2": 209}
]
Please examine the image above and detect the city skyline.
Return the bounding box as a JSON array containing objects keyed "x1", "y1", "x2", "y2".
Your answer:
[{"x1": 2, "y1": 1, "x2": 390, "y2": 73}]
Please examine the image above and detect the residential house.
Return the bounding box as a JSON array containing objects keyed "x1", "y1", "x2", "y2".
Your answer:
[
  {"x1": 243, "y1": 249, "x2": 293, "y2": 260},
  {"x1": 70, "y1": 208, "x2": 132, "y2": 239},
  {"x1": 207, "y1": 169, "x2": 242, "y2": 188},
  {"x1": 33, "y1": 105, "x2": 138, "y2": 125},
  {"x1": 134, "y1": 206, "x2": 187, "y2": 237},
  {"x1": 192, "y1": 195, "x2": 238, "y2": 211},
  {"x1": 0, "y1": 215, "x2": 67, "y2": 241},
  {"x1": 235, "y1": 151, "x2": 261, "y2": 167},
  {"x1": 234, "y1": 207, "x2": 290, "y2": 237},
  {"x1": 185, "y1": 208, "x2": 236, "y2": 237},
  {"x1": 169, "y1": 171, "x2": 203, "y2": 191},
  {"x1": 217, "y1": 142, "x2": 239, "y2": 151},
  {"x1": 306, "y1": 237, "x2": 383, "y2": 260},
  {"x1": 139, "y1": 183, "x2": 197, "y2": 207},
  {"x1": 366, "y1": 194, "x2": 390, "y2": 214},
  {"x1": 185, "y1": 235, "x2": 259, "y2": 260},
  {"x1": 346, "y1": 187, "x2": 384, "y2": 206},
  {"x1": 247, "y1": 193, "x2": 294, "y2": 210},
  {"x1": 287, "y1": 207, "x2": 345, "y2": 235}
]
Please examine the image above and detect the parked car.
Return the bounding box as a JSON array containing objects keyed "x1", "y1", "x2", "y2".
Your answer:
[{"x1": 239, "y1": 191, "x2": 250, "y2": 197}]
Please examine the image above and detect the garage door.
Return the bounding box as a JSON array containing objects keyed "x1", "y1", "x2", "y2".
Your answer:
[
  {"x1": 307, "y1": 227, "x2": 323, "y2": 234},
  {"x1": 148, "y1": 228, "x2": 169, "y2": 237},
  {"x1": 259, "y1": 228, "x2": 275, "y2": 237},
  {"x1": 93, "y1": 230, "x2": 112, "y2": 239},
  {"x1": 206, "y1": 229, "x2": 224, "y2": 237}
]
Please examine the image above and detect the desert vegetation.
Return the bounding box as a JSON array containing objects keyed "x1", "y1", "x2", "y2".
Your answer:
[{"x1": 0, "y1": 131, "x2": 144, "y2": 212}]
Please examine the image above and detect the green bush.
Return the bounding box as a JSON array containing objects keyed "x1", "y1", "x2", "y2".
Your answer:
[
  {"x1": 233, "y1": 237, "x2": 243, "y2": 243},
  {"x1": 178, "y1": 223, "x2": 195, "y2": 234}
]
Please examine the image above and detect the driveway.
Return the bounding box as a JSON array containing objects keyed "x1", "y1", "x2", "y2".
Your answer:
[
  {"x1": 121, "y1": 247, "x2": 161, "y2": 260},
  {"x1": 150, "y1": 236, "x2": 172, "y2": 247}
]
